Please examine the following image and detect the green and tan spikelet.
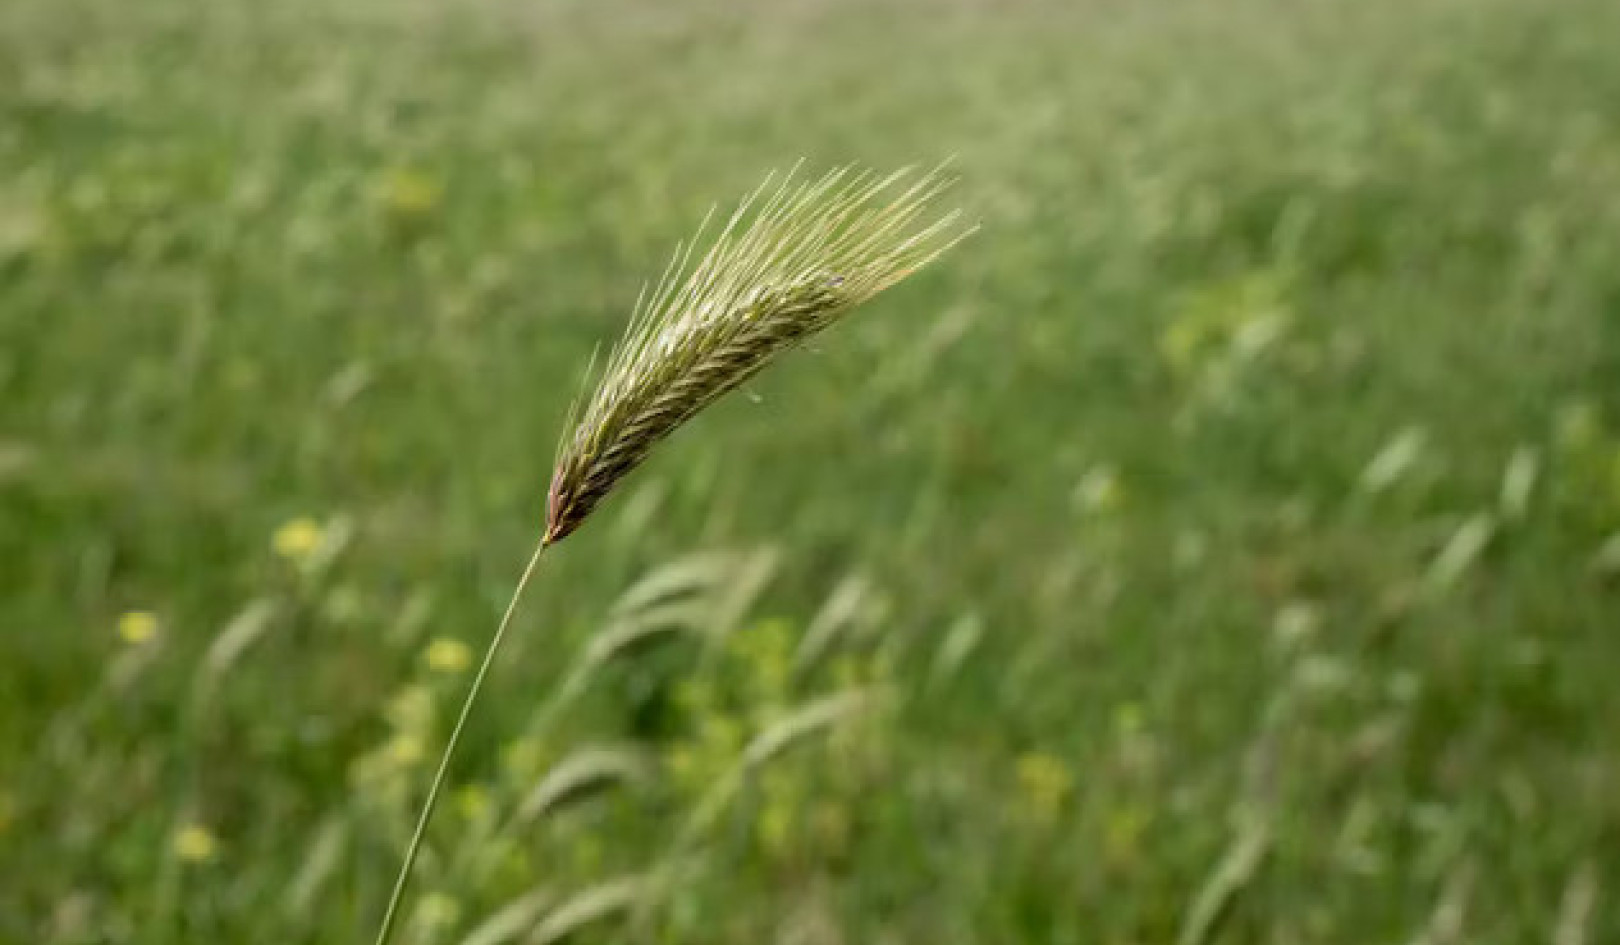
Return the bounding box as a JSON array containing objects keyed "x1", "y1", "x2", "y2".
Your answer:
[
  {"x1": 544, "y1": 164, "x2": 970, "y2": 545},
  {"x1": 374, "y1": 164, "x2": 968, "y2": 945}
]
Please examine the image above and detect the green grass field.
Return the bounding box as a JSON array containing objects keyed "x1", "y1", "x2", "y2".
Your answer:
[{"x1": 5, "y1": 0, "x2": 1620, "y2": 941}]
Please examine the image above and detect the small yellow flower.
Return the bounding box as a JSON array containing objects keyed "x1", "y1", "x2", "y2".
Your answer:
[
  {"x1": 454, "y1": 784, "x2": 491, "y2": 822},
  {"x1": 1015, "y1": 751, "x2": 1074, "y2": 822},
  {"x1": 379, "y1": 168, "x2": 443, "y2": 221},
  {"x1": 272, "y1": 517, "x2": 325, "y2": 563},
  {"x1": 117, "y1": 611, "x2": 160, "y2": 645},
  {"x1": 385, "y1": 734, "x2": 425, "y2": 767},
  {"x1": 172, "y1": 824, "x2": 218, "y2": 864},
  {"x1": 423, "y1": 637, "x2": 472, "y2": 675}
]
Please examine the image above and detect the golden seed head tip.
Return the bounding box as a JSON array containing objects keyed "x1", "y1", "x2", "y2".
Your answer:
[{"x1": 544, "y1": 164, "x2": 969, "y2": 543}]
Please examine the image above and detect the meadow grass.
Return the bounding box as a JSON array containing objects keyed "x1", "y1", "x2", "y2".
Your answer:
[{"x1": 4, "y1": 0, "x2": 1620, "y2": 941}]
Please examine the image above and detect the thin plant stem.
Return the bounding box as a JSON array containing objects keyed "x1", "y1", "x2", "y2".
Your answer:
[{"x1": 372, "y1": 539, "x2": 550, "y2": 945}]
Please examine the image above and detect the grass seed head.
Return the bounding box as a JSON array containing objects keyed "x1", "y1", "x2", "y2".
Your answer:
[{"x1": 544, "y1": 164, "x2": 971, "y2": 544}]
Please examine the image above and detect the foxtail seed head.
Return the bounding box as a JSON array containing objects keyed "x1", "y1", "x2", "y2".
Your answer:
[{"x1": 544, "y1": 165, "x2": 970, "y2": 545}]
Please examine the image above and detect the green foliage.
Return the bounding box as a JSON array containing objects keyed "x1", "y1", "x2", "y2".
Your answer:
[{"x1": 5, "y1": 0, "x2": 1620, "y2": 942}]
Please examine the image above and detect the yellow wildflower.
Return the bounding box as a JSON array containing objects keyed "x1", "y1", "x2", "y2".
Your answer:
[
  {"x1": 385, "y1": 734, "x2": 425, "y2": 767},
  {"x1": 379, "y1": 168, "x2": 442, "y2": 221},
  {"x1": 172, "y1": 824, "x2": 218, "y2": 864},
  {"x1": 272, "y1": 517, "x2": 325, "y2": 563},
  {"x1": 455, "y1": 784, "x2": 491, "y2": 822},
  {"x1": 423, "y1": 637, "x2": 472, "y2": 674},
  {"x1": 1015, "y1": 751, "x2": 1074, "y2": 822},
  {"x1": 117, "y1": 611, "x2": 159, "y2": 646}
]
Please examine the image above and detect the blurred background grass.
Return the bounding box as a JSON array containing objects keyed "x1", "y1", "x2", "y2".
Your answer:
[{"x1": 4, "y1": 0, "x2": 1620, "y2": 941}]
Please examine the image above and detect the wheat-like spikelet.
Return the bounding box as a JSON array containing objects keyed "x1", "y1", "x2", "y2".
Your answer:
[
  {"x1": 374, "y1": 165, "x2": 968, "y2": 945},
  {"x1": 544, "y1": 164, "x2": 971, "y2": 545}
]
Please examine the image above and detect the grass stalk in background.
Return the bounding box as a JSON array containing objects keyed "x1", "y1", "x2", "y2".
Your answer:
[{"x1": 373, "y1": 164, "x2": 969, "y2": 945}]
